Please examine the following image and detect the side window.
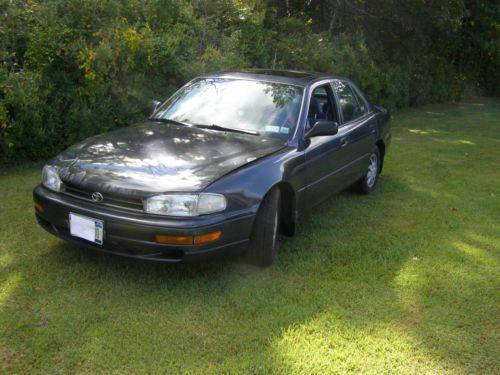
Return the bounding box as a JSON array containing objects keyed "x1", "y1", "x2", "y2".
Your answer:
[
  {"x1": 332, "y1": 80, "x2": 367, "y2": 123},
  {"x1": 307, "y1": 84, "x2": 337, "y2": 129}
]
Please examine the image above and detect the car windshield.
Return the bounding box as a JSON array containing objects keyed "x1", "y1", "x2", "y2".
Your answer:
[{"x1": 152, "y1": 78, "x2": 303, "y2": 138}]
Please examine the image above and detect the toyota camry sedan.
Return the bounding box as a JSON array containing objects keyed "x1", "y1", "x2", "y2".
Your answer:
[{"x1": 33, "y1": 70, "x2": 390, "y2": 266}]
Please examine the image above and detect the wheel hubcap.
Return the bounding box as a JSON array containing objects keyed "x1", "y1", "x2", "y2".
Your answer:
[{"x1": 366, "y1": 153, "x2": 378, "y2": 187}]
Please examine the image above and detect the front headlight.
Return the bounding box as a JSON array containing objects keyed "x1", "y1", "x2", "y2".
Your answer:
[
  {"x1": 42, "y1": 165, "x2": 64, "y2": 192},
  {"x1": 144, "y1": 193, "x2": 227, "y2": 216}
]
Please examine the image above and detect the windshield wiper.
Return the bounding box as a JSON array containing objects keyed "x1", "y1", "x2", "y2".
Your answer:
[
  {"x1": 149, "y1": 117, "x2": 192, "y2": 127},
  {"x1": 195, "y1": 124, "x2": 260, "y2": 136}
]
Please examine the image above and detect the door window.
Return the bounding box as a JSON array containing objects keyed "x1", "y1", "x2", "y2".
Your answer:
[
  {"x1": 332, "y1": 80, "x2": 367, "y2": 123},
  {"x1": 307, "y1": 85, "x2": 337, "y2": 129}
]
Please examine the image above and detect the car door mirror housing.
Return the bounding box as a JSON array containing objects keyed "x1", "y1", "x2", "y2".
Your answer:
[
  {"x1": 304, "y1": 120, "x2": 339, "y2": 139},
  {"x1": 151, "y1": 100, "x2": 161, "y2": 116}
]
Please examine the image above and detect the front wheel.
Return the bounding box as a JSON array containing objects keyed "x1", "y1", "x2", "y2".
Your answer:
[
  {"x1": 356, "y1": 147, "x2": 381, "y2": 194},
  {"x1": 246, "y1": 188, "x2": 280, "y2": 267}
]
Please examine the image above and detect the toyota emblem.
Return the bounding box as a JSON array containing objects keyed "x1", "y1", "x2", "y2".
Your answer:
[{"x1": 91, "y1": 192, "x2": 104, "y2": 202}]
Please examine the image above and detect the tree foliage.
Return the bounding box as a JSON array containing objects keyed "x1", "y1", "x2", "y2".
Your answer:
[{"x1": 0, "y1": 0, "x2": 498, "y2": 162}]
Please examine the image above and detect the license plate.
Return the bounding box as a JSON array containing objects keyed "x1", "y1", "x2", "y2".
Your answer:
[{"x1": 69, "y1": 213, "x2": 104, "y2": 245}]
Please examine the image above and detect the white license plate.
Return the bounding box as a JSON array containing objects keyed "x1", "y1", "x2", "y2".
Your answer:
[{"x1": 69, "y1": 213, "x2": 104, "y2": 245}]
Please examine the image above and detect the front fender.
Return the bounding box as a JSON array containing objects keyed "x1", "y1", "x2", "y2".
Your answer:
[{"x1": 203, "y1": 146, "x2": 305, "y2": 214}]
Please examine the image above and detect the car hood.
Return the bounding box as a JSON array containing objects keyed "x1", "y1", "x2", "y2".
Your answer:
[{"x1": 52, "y1": 121, "x2": 286, "y2": 196}]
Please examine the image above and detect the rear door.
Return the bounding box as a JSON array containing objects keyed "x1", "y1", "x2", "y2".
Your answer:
[{"x1": 331, "y1": 80, "x2": 378, "y2": 183}]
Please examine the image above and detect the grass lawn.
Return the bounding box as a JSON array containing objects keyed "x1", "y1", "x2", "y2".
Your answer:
[{"x1": 1, "y1": 97, "x2": 499, "y2": 374}]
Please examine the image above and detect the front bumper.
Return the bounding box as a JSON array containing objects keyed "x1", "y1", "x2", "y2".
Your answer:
[{"x1": 33, "y1": 185, "x2": 255, "y2": 262}]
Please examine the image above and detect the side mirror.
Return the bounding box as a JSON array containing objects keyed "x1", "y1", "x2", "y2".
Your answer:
[
  {"x1": 151, "y1": 100, "x2": 161, "y2": 116},
  {"x1": 304, "y1": 120, "x2": 339, "y2": 139}
]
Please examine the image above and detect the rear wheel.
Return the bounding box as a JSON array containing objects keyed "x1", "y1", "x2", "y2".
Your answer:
[
  {"x1": 246, "y1": 188, "x2": 280, "y2": 267},
  {"x1": 356, "y1": 147, "x2": 381, "y2": 194}
]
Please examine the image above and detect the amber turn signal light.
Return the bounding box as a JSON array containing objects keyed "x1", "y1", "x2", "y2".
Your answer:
[
  {"x1": 155, "y1": 231, "x2": 222, "y2": 245},
  {"x1": 194, "y1": 231, "x2": 221, "y2": 244},
  {"x1": 34, "y1": 202, "x2": 44, "y2": 213},
  {"x1": 155, "y1": 235, "x2": 193, "y2": 245}
]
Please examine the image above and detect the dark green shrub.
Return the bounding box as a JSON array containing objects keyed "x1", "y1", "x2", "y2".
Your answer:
[{"x1": 0, "y1": 0, "x2": 497, "y2": 163}]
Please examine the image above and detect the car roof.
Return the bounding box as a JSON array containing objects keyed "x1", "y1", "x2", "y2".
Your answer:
[{"x1": 200, "y1": 69, "x2": 347, "y2": 87}]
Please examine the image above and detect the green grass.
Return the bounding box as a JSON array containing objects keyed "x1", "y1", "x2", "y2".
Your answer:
[{"x1": 1, "y1": 97, "x2": 499, "y2": 374}]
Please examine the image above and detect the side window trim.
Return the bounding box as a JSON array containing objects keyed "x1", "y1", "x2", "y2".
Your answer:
[
  {"x1": 329, "y1": 80, "x2": 344, "y2": 125},
  {"x1": 323, "y1": 84, "x2": 338, "y2": 124}
]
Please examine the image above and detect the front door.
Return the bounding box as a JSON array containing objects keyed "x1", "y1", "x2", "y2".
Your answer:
[{"x1": 302, "y1": 83, "x2": 354, "y2": 207}]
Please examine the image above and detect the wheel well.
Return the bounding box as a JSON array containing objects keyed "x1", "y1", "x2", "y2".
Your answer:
[
  {"x1": 276, "y1": 182, "x2": 296, "y2": 236},
  {"x1": 376, "y1": 140, "x2": 385, "y2": 172}
]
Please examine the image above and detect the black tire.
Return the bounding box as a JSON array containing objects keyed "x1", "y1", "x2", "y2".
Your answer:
[
  {"x1": 356, "y1": 147, "x2": 381, "y2": 194},
  {"x1": 246, "y1": 188, "x2": 280, "y2": 267}
]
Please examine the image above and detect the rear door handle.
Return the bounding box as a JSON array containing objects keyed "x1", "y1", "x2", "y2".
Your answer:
[{"x1": 340, "y1": 137, "x2": 348, "y2": 147}]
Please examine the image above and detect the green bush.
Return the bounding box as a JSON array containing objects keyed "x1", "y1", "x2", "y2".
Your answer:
[{"x1": 0, "y1": 0, "x2": 497, "y2": 163}]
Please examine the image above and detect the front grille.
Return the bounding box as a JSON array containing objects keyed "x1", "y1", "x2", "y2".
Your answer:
[{"x1": 62, "y1": 183, "x2": 144, "y2": 212}]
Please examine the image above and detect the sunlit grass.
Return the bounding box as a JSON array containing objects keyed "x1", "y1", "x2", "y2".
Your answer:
[{"x1": 1, "y1": 97, "x2": 499, "y2": 373}]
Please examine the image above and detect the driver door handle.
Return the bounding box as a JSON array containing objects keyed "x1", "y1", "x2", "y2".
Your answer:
[{"x1": 340, "y1": 137, "x2": 348, "y2": 147}]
